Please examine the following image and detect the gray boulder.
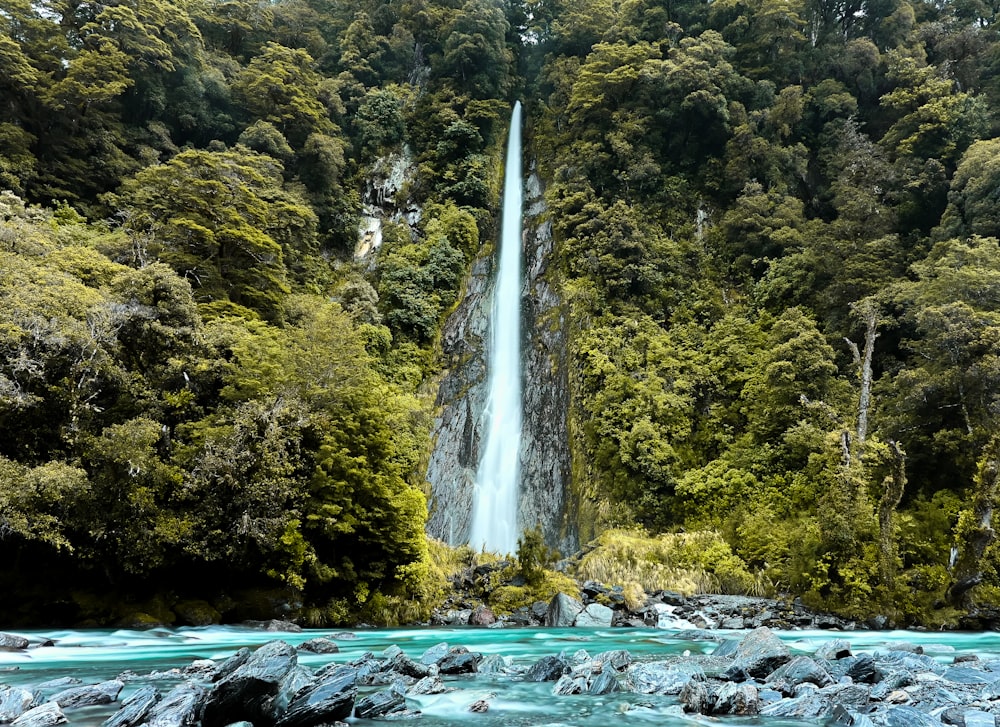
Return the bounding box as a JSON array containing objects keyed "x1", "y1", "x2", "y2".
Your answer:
[
  {"x1": 546, "y1": 593, "x2": 584, "y2": 628},
  {"x1": 816, "y1": 639, "x2": 853, "y2": 660},
  {"x1": 628, "y1": 662, "x2": 705, "y2": 695},
  {"x1": 200, "y1": 640, "x2": 298, "y2": 727},
  {"x1": 766, "y1": 656, "x2": 834, "y2": 692},
  {"x1": 49, "y1": 681, "x2": 123, "y2": 709},
  {"x1": 11, "y1": 703, "x2": 65, "y2": 727},
  {"x1": 274, "y1": 665, "x2": 356, "y2": 727},
  {"x1": 712, "y1": 682, "x2": 760, "y2": 716},
  {"x1": 102, "y1": 686, "x2": 159, "y2": 727},
  {"x1": 297, "y1": 639, "x2": 339, "y2": 655},
  {"x1": 0, "y1": 634, "x2": 29, "y2": 651},
  {"x1": 419, "y1": 643, "x2": 449, "y2": 666},
  {"x1": 0, "y1": 687, "x2": 33, "y2": 724},
  {"x1": 439, "y1": 649, "x2": 479, "y2": 675},
  {"x1": 680, "y1": 679, "x2": 710, "y2": 714},
  {"x1": 724, "y1": 627, "x2": 792, "y2": 680},
  {"x1": 353, "y1": 683, "x2": 407, "y2": 719},
  {"x1": 469, "y1": 605, "x2": 497, "y2": 626},
  {"x1": 575, "y1": 604, "x2": 613, "y2": 628},
  {"x1": 144, "y1": 683, "x2": 205, "y2": 727},
  {"x1": 524, "y1": 656, "x2": 567, "y2": 682}
]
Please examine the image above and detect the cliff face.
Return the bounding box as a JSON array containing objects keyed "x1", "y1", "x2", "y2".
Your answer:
[{"x1": 425, "y1": 166, "x2": 576, "y2": 553}]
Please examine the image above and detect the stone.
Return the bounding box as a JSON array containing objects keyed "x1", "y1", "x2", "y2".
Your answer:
[
  {"x1": 298, "y1": 639, "x2": 339, "y2": 655},
  {"x1": 209, "y1": 648, "x2": 253, "y2": 683},
  {"x1": 49, "y1": 680, "x2": 123, "y2": 708},
  {"x1": 173, "y1": 600, "x2": 221, "y2": 626},
  {"x1": 845, "y1": 655, "x2": 880, "y2": 684},
  {"x1": 816, "y1": 639, "x2": 853, "y2": 661},
  {"x1": 766, "y1": 656, "x2": 834, "y2": 690},
  {"x1": 201, "y1": 640, "x2": 298, "y2": 727},
  {"x1": 588, "y1": 671, "x2": 620, "y2": 695},
  {"x1": 477, "y1": 655, "x2": 509, "y2": 675},
  {"x1": 944, "y1": 667, "x2": 996, "y2": 684},
  {"x1": 439, "y1": 649, "x2": 479, "y2": 675},
  {"x1": 552, "y1": 675, "x2": 586, "y2": 695},
  {"x1": 468, "y1": 699, "x2": 489, "y2": 713},
  {"x1": 724, "y1": 627, "x2": 792, "y2": 680},
  {"x1": 0, "y1": 634, "x2": 29, "y2": 650},
  {"x1": 353, "y1": 683, "x2": 406, "y2": 719},
  {"x1": 759, "y1": 693, "x2": 828, "y2": 719},
  {"x1": 870, "y1": 670, "x2": 915, "y2": 700},
  {"x1": 525, "y1": 656, "x2": 567, "y2": 682},
  {"x1": 593, "y1": 650, "x2": 631, "y2": 672},
  {"x1": 574, "y1": 604, "x2": 613, "y2": 628},
  {"x1": 963, "y1": 710, "x2": 996, "y2": 727},
  {"x1": 680, "y1": 679, "x2": 710, "y2": 714},
  {"x1": 420, "y1": 643, "x2": 449, "y2": 666},
  {"x1": 0, "y1": 687, "x2": 34, "y2": 723},
  {"x1": 102, "y1": 685, "x2": 160, "y2": 727},
  {"x1": 627, "y1": 662, "x2": 705, "y2": 696},
  {"x1": 712, "y1": 682, "x2": 760, "y2": 716},
  {"x1": 883, "y1": 706, "x2": 941, "y2": 727},
  {"x1": 469, "y1": 605, "x2": 496, "y2": 626},
  {"x1": 545, "y1": 593, "x2": 584, "y2": 628},
  {"x1": 12, "y1": 703, "x2": 65, "y2": 727},
  {"x1": 242, "y1": 621, "x2": 302, "y2": 633},
  {"x1": 136, "y1": 683, "x2": 203, "y2": 727},
  {"x1": 274, "y1": 666, "x2": 356, "y2": 727},
  {"x1": 389, "y1": 654, "x2": 433, "y2": 679},
  {"x1": 407, "y1": 677, "x2": 448, "y2": 696}
]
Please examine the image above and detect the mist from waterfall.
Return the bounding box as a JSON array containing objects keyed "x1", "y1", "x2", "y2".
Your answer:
[{"x1": 468, "y1": 101, "x2": 523, "y2": 555}]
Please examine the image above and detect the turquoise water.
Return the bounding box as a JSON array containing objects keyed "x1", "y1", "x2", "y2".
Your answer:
[{"x1": 1, "y1": 627, "x2": 998, "y2": 725}]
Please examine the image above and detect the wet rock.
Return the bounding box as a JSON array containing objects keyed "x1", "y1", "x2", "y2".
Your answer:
[
  {"x1": 0, "y1": 634, "x2": 29, "y2": 651},
  {"x1": 525, "y1": 656, "x2": 567, "y2": 682},
  {"x1": 552, "y1": 675, "x2": 587, "y2": 695},
  {"x1": 477, "y1": 655, "x2": 509, "y2": 675},
  {"x1": 759, "y1": 692, "x2": 829, "y2": 719},
  {"x1": 545, "y1": 593, "x2": 584, "y2": 628},
  {"x1": 298, "y1": 639, "x2": 339, "y2": 655},
  {"x1": 174, "y1": 600, "x2": 220, "y2": 627},
  {"x1": 870, "y1": 671, "x2": 916, "y2": 700},
  {"x1": 713, "y1": 639, "x2": 742, "y2": 658},
  {"x1": 767, "y1": 656, "x2": 834, "y2": 691},
  {"x1": 11, "y1": 703, "x2": 65, "y2": 727},
  {"x1": 389, "y1": 654, "x2": 433, "y2": 679},
  {"x1": 0, "y1": 687, "x2": 34, "y2": 723},
  {"x1": 593, "y1": 650, "x2": 631, "y2": 672},
  {"x1": 49, "y1": 680, "x2": 123, "y2": 708},
  {"x1": 242, "y1": 621, "x2": 302, "y2": 633},
  {"x1": 138, "y1": 682, "x2": 203, "y2": 727},
  {"x1": 963, "y1": 710, "x2": 996, "y2": 727},
  {"x1": 468, "y1": 699, "x2": 489, "y2": 713},
  {"x1": 353, "y1": 683, "x2": 406, "y2": 719},
  {"x1": 628, "y1": 662, "x2": 705, "y2": 695},
  {"x1": 575, "y1": 604, "x2": 613, "y2": 628},
  {"x1": 201, "y1": 640, "x2": 298, "y2": 727},
  {"x1": 209, "y1": 648, "x2": 253, "y2": 682},
  {"x1": 420, "y1": 643, "x2": 449, "y2": 666},
  {"x1": 102, "y1": 685, "x2": 159, "y2": 727},
  {"x1": 407, "y1": 677, "x2": 449, "y2": 696},
  {"x1": 882, "y1": 705, "x2": 941, "y2": 727},
  {"x1": 588, "y1": 671, "x2": 620, "y2": 695},
  {"x1": 724, "y1": 627, "x2": 792, "y2": 680},
  {"x1": 439, "y1": 649, "x2": 479, "y2": 675},
  {"x1": 680, "y1": 679, "x2": 710, "y2": 713},
  {"x1": 274, "y1": 666, "x2": 356, "y2": 727},
  {"x1": 712, "y1": 682, "x2": 759, "y2": 716},
  {"x1": 816, "y1": 640, "x2": 854, "y2": 661},
  {"x1": 846, "y1": 655, "x2": 880, "y2": 684},
  {"x1": 469, "y1": 605, "x2": 496, "y2": 626},
  {"x1": 943, "y1": 667, "x2": 997, "y2": 684}
]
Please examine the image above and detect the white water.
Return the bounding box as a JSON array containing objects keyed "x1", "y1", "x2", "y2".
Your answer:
[{"x1": 469, "y1": 102, "x2": 523, "y2": 555}]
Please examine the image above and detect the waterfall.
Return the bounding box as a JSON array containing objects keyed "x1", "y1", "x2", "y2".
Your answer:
[{"x1": 468, "y1": 101, "x2": 523, "y2": 554}]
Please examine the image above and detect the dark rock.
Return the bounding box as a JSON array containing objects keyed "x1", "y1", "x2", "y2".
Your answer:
[
  {"x1": 274, "y1": 666, "x2": 356, "y2": 727},
  {"x1": 593, "y1": 650, "x2": 631, "y2": 672},
  {"x1": 724, "y1": 627, "x2": 792, "y2": 680},
  {"x1": 530, "y1": 601, "x2": 549, "y2": 620},
  {"x1": 468, "y1": 699, "x2": 489, "y2": 713},
  {"x1": 845, "y1": 655, "x2": 880, "y2": 684},
  {"x1": 545, "y1": 593, "x2": 584, "y2": 628},
  {"x1": 354, "y1": 683, "x2": 406, "y2": 719},
  {"x1": 712, "y1": 683, "x2": 759, "y2": 716},
  {"x1": 390, "y1": 654, "x2": 433, "y2": 679},
  {"x1": 439, "y1": 649, "x2": 479, "y2": 675},
  {"x1": 552, "y1": 675, "x2": 587, "y2": 695},
  {"x1": 201, "y1": 640, "x2": 298, "y2": 727},
  {"x1": 49, "y1": 681, "x2": 123, "y2": 708},
  {"x1": 0, "y1": 634, "x2": 29, "y2": 651},
  {"x1": 270, "y1": 666, "x2": 315, "y2": 718},
  {"x1": 298, "y1": 639, "x2": 339, "y2": 655},
  {"x1": 820, "y1": 683, "x2": 870, "y2": 710},
  {"x1": 628, "y1": 662, "x2": 705, "y2": 695},
  {"x1": 174, "y1": 600, "x2": 220, "y2": 626},
  {"x1": 659, "y1": 591, "x2": 686, "y2": 606},
  {"x1": 524, "y1": 656, "x2": 567, "y2": 682},
  {"x1": 870, "y1": 671, "x2": 915, "y2": 700},
  {"x1": 766, "y1": 656, "x2": 834, "y2": 692},
  {"x1": 469, "y1": 605, "x2": 496, "y2": 626},
  {"x1": 941, "y1": 706, "x2": 966, "y2": 726},
  {"x1": 582, "y1": 581, "x2": 608, "y2": 600},
  {"x1": 588, "y1": 671, "x2": 620, "y2": 695},
  {"x1": 102, "y1": 685, "x2": 159, "y2": 727},
  {"x1": 680, "y1": 679, "x2": 710, "y2": 714},
  {"x1": 0, "y1": 687, "x2": 34, "y2": 723},
  {"x1": 11, "y1": 703, "x2": 65, "y2": 727},
  {"x1": 140, "y1": 682, "x2": 204, "y2": 727},
  {"x1": 210, "y1": 648, "x2": 253, "y2": 683}
]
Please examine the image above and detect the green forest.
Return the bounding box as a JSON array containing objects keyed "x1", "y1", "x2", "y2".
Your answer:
[{"x1": 2, "y1": 0, "x2": 1000, "y2": 627}]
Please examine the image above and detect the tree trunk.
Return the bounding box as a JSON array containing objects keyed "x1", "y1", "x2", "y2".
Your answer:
[
  {"x1": 948, "y1": 436, "x2": 1000, "y2": 608},
  {"x1": 878, "y1": 441, "x2": 906, "y2": 589}
]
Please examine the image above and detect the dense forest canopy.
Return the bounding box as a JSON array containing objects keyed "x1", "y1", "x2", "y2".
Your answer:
[{"x1": 2, "y1": 0, "x2": 1000, "y2": 625}]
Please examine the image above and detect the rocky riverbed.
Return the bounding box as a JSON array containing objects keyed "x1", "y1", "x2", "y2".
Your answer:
[{"x1": 1, "y1": 599, "x2": 999, "y2": 727}]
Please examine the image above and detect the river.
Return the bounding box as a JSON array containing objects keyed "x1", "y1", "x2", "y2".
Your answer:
[{"x1": 1, "y1": 626, "x2": 998, "y2": 726}]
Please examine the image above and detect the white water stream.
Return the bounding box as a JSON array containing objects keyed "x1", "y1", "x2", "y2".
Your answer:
[{"x1": 469, "y1": 102, "x2": 523, "y2": 555}]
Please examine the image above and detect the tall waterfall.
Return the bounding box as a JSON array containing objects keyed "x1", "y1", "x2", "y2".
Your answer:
[{"x1": 468, "y1": 101, "x2": 523, "y2": 554}]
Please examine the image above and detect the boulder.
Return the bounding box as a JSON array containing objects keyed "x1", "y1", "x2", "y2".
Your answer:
[
  {"x1": 0, "y1": 634, "x2": 29, "y2": 651},
  {"x1": 593, "y1": 650, "x2": 631, "y2": 672},
  {"x1": 389, "y1": 654, "x2": 433, "y2": 679},
  {"x1": 439, "y1": 649, "x2": 479, "y2": 675},
  {"x1": 882, "y1": 705, "x2": 942, "y2": 727},
  {"x1": 845, "y1": 655, "x2": 880, "y2": 684},
  {"x1": 200, "y1": 640, "x2": 298, "y2": 727},
  {"x1": 575, "y1": 604, "x2": 613, "y2": 628},
  {"x1": 274, "y1": 666, "x2": 356, "y2": 727},
  {"x1": 712, "y1": 682, "x2": 759, "y2": 716},
  {"x1": 173, "y1": 600, "x2": 221, "y2": 627},
  {"x1": 242, "y1": 621, "x2": 302, "y2": 633},
  {"x1": 588, "y1": 671, "x2": 620, "y2": 695},
  {"x1": 524, "y1": 656, "x2": 567, "y2": 682},
  {"x1": 353, "y1": 683, "x2": 406, "y2": 719},
  {"x1": 298, "y1": 639, "x2": 339, "y2": 655},
  {"x1": 469, "y1": 605, "x2": 496, "y2": 626},
  {"x1": 419, "y1": 643, "x2": 449, "y2": 666},
  {"x1": 0, "y1": 687, "x2": 34, "y2": 723},
  {"x1": 103, "y1": 685, "x2": 160, "y2": 727},
  {"x1": 724, "y1": 627, "x2": 792, "y2": 680},
  {"x1": 11, "y1": 703, "x2": 65, "y2": 727},
  {"x1": 209, "y1": 647, "x2": 253, "y2": 683},
  {"x1": 628, "y1": 662, "x2": 705, "y2": 695},
  {"x1": 680, "y1": 679, "x2": 710, "y2": 714},
  {"x1": 552, "y1": 675, "x2": 587, "y2": 696},
  {"x1": 407, "y1": 677, "x2": 449, "y2": 696},
  {"x1": 49, "y1": 681, "x2": 123, "y2": 708},
  {"x1": 815, "y1": 639, "x2": 853, "y2": 661},
  {"x1": 143, "y1": 682, "x2": 204, "y2": 727},
  {"x1": 545, "y1": 593, "x2": 584, "y2": 628},
  {"x1": 766, "y1": 656, "x2": 834, "y2": 692}
]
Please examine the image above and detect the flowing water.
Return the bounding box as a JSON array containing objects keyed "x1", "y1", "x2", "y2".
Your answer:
[
  {"x1": 469, "y1": 101, "x2": 524, "y2": 555},
  {"x1": 3, "y1": 626, "x2": 1000, "y2": 727}
]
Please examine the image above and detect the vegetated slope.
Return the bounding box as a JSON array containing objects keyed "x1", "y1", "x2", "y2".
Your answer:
[{"x1": 1, "y1": 0, "x2": 1000, "y2": 626}]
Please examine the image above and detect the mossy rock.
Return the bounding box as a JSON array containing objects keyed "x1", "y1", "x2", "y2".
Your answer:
[
  {"x1": 175, "y1": 599, "x2": 222, "y2": 626},
  {"x1": 117, "y1": 611, "x2": 170, "y2": 629}
]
